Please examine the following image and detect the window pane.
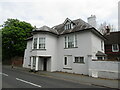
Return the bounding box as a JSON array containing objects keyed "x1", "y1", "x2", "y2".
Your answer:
[
  {"x1": 112, "y1": 44, "x2": 119, "y2": 52},
  {"x1": 39, "y1": 38, "x2": 45, "y2": 49},
  {"x1": 75, "y1": 34, "x2": 77, "y2": 47},
  {"x1": 75, "y1": 57, "x2": 84, "y2": 63},
  {"x1": 68, "y1": 36, "x2": 74, "y2": 48},
  {"x1": 64, "y1": 57, "x2": 67, "y2": 65},
  {"x1": 65, "y1": 36, "x2": 67, "y2": 48},
  {"x1": 34, "y1": 38, "x2": 37, "y2": 49}
]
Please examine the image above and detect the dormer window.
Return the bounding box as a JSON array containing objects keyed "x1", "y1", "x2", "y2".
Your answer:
[{"x1": 64, "y1": 23, "x2": 74, "y2": 30}]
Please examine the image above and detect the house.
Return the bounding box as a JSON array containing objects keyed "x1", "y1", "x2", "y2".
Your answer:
[
  {"x1": 23, "y1": 17, "x2": 106, "y2": 75},
  {"x1": 104, "y1": 31, "x2": 120, "y2": 61}
]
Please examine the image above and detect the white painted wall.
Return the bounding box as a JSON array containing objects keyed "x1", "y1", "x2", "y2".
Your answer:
[
  {"x1": 91, "y1": 33, "x2": 104, "y2": 59},
  {"x1": 57, "y1": 32, "x2": 93, "y2": 75},
  {"x1": 89, "y1": 61, "x2": 120, "y2": 79},
  {"x1": 23, "y1": 30, "x2": 105, "y2": 76},
  {"x1": 23, "y1": 40, "x2": 32, "y2": 68},
  {"x1": 23, "y1": 32, "x2": 58, "y2": 72}
]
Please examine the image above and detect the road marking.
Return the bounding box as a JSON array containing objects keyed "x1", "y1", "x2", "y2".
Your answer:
[
  {"x1": 16, "y1": 78, "x2": 42, "y2": 88},
  {"x1": 0, "y1": 72, "x2": 8, "y2": 76}
]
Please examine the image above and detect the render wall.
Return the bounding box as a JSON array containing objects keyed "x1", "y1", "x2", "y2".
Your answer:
[
  {"x1": 24, "y1": 33, "x2": 58, "y2": 72},
  {"x1": 89, "y1": 61, "x2": 120, "y2": 79},
  {"x1": 23, "y1": 40, "x2": 32, "y2": 68},
  {"x1": 57, "y1": 32, "x2": 92, "y2": 75},
  {"x1": 91, "y1": 33, "x2": 104, "y2": 59}
]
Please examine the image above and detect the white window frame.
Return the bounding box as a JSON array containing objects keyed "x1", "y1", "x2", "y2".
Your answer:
[
  {"x1": 28, "y1": 57, "x2": 31, "y2": 66},
  {"x1": 39, "y1": 37, "x2": 46, "y2": 49},
  {"x1": 64, "y1": 56, "x2": 68, "y2": 65},
  {"x1": 33, "y1": 56, "x2": 36, "y2": 67},
  {"x1": 101, "y1": 41, "x2": 104, "y2": 51},
  {"x1": 112, "y1": 44, "x2": 119, "y2": 52},
  {"x1": 33, "y1": 38, "x2": 37, "y2": 49},
  {"x1": 74, "y1": 56, "x2": 85, "y2": 63},
  {"x1": 64, "y1": 34, "x2": 77, "y2": 48}
]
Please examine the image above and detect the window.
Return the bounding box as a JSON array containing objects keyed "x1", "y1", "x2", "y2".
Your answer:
[
  {"x1": 101, "y1": 41, "x2": 104, "y2": 51},
  {"x1": 64, "y1": 23, "x2": 74, "y2": 30},
  {"x1": 112, "y1": 44, "x2": 119, "y2": 52},
  {"x1": 64, "y1": 35, "x2": 77, "y2": 48},
  {"x1": 28, "y1": 57, "x2": 31, "y2": 66},
  {"x1": 68, "y1": 35, "x2": 74, "y2": 48},
  {"x1": 39, "y1": 38, "x2": 45, "y2": 49},
  {"x1": 74, "y1": 57, "x2": 84, "y2": 63},
  {"x1": 33, "y1": 57, "x2": 36, "y2": 67},
  {"x1": 64, "y1": 57, "x2": 67, "y2": 65},
  {"x1": 97, "y1": 57, "x2": 104, "y2": 60},
  {"x1": 33, "y1": 38, "x2": 37, "y2": 49}
]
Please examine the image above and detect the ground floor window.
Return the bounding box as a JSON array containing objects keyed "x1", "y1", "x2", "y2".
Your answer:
[
  {"x1": 97, "y1": 56, "x2": 104, "y2": 60},
  {"x1": 64, "y1": 57, "x2": 67, "y2": 65},
  {"x1": 74, "y1": 57, "x2": 84, "y2": 63},
  {"x1": 28, "y1": 57, "x2": 31, "y2": 66},
  {"x1": 33, "y1": 56, "x2": 36, "y2": 67}
]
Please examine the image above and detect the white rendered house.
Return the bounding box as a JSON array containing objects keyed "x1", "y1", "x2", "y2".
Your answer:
[{"x1": 23, "y1": 18, "x2": 106, "y2": 75}]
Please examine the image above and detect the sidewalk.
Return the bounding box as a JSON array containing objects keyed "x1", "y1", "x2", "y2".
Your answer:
[{"x1": 7, "y1": 66, "x2": 120, "y2": 89}]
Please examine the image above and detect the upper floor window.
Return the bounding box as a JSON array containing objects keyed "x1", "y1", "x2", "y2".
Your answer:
[
  {"x1": 39, "y1": 38, "x2": 45, "y2": 49},
  {"x1": 33, "y1": 38, "x2": 37, "y2": 49},
  {"x1": 64, "y1": 34, "x2": 77, "y2": 48},
  {"x1": 101, "y1": 41, "x2": 104, "y2": 51},
  {"x1": 33, "y1": 37, "x2": 46, "y2": 50},
  {"x1": 112, "y1": 44, "x2": 119, "y2": 52},
  {"x1": 64, "y1": 23, "x2": 74, "y2": 30}
]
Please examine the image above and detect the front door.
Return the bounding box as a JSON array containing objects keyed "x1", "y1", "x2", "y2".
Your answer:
[{"x1": 43, "y1": 58, "x2": 47, "y2": 71}]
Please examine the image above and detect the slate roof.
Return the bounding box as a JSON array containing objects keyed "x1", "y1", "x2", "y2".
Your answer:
[
  {"x1": 96, "y1": 51, "x2": 107, "y2": 56},
  {"x1": 27, "y1": 18, "x2": 105, "y2": 40},
  {"x1": 33, "y1": 25, "x2": 59, "y2": 35},
  {"x1": 104, "y1": 31, "x2": 120, "y2": 44},
  {"x1": 52, "y1": 18, "x2": 93, "y2": 35}
]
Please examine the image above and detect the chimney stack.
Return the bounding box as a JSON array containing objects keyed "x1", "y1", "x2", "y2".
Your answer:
[{"x1": 87, "y1": 15, "x2": 97, "y2": 29}]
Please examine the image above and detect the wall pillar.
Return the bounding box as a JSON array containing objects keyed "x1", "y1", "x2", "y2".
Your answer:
[
  {"x1": 31, "y1": 57, "x2": 33, "y2": 70},
  {"x1": 35, "y1": 56, "x2": 39, "y2": 71}
]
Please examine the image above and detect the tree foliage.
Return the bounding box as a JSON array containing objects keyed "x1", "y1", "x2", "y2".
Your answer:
[{"x1": 2, "y1": 19, "x2": 34, "y2": 60}]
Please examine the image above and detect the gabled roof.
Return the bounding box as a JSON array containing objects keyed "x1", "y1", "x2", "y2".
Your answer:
[
  {"x1": 29, "y1": 18, "x2": 105, "y2": 40},
  {"x1": 52, "y1": 18, "x2": 93, "y2": 35}
]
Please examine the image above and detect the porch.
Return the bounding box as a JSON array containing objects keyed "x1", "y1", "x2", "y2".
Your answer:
[{"x1": 30, "y1": 56, "x2": 51, "y2": 72}]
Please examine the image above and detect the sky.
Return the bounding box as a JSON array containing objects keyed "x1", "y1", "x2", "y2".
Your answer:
[{"x1": 0, "y1": 0, "x2": 119, "y2": 31}]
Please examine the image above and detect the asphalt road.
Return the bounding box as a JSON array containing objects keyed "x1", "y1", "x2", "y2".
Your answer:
[{"x1": 2, "y1": 66, "x2": 109, "y2": 88}]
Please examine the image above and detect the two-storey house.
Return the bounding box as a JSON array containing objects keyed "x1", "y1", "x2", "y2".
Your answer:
[{"x1": 23, "y1": 18, "x2": 106, "y2": 75}]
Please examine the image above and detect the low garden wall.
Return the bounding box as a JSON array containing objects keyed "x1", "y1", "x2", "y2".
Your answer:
[{"x1": 89, "y1": 61, "x2": 120, "y2": 79}]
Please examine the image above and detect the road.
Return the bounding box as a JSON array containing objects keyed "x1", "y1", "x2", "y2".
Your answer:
[{"x1": 2, "y1": 66, "x2": 108, "y2": 88}]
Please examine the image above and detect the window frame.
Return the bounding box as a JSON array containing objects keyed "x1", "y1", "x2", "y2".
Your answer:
[
  {"x1": 33, "y1": 38, "x2": 37, "y2": 49},
  {"x1": 101, "y1": 41, "x2": 104, "y2": 51},
  {"x1": 64, "y1": 34, "x2": 77, "y2": 49},
  {"x1": 39, "y1": 37, "x2": 46, "y2": 49},
  {"x1": 64, "y1": 57, "x2": 68, "y2": 65},
  {"x1": 74, "y1": 56, "x2": 85, "y2": 64},
  {"x1": 112, "y1": 44, "x2": 119, "y2": 52}
]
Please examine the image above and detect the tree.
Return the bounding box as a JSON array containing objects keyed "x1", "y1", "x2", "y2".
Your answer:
[
  {"x1": 2, "y1": 19, "x2": 34, "y2": 61},
  {"x1": 98, "y1": 22, "x2": 116, "y2": 35}
]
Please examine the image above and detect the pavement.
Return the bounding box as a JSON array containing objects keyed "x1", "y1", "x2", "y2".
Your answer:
[{"x1": 3, "y1": 65, "x2": 120, "y2": 89}]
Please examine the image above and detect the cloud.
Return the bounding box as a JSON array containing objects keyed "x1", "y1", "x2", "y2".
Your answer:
[{"x1": 0, "y1": 0, "x2": 119, "y2": 30}]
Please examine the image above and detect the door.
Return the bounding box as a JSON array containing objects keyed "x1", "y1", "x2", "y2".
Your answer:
[{"x1": 43, "y1": 58, "x2": 47, "y2": 71}]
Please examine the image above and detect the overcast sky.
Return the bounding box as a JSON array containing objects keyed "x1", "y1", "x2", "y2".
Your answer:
[{"x1": 0, "y1": 0, "x2": 119, "y2": 31}]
